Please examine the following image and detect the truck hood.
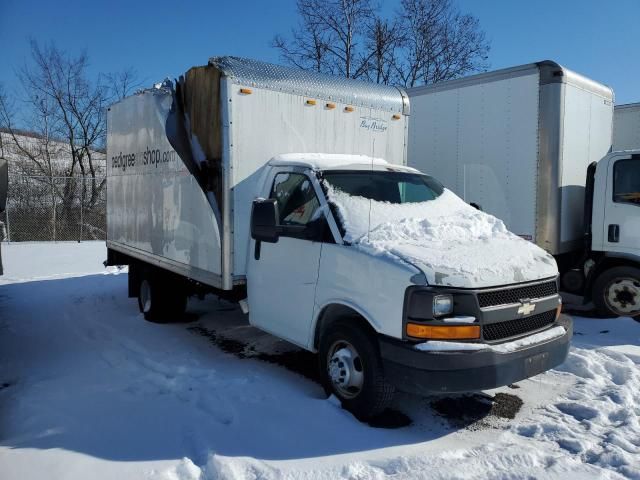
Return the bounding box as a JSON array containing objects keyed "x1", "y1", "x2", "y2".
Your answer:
[{"x1": 327, "y1": 187, "x2": 558, "y2": 288}]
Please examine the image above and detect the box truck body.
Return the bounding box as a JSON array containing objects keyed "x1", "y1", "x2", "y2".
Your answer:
[
  {"x1": 407, "y1": 61, "x2": 614, "y2": 256},
  {"x1": 106, "y1": 57, "x2": 572, "y2": 419},
  {"x1": 614, "y1": 102, "x2": 640, "y2": 150},
  {"x1": 409, "y1": 62, "x2": 640, "y2": 319},
  {"x1": 107, "y1": 57, "x2": 408, "y2": 290}
]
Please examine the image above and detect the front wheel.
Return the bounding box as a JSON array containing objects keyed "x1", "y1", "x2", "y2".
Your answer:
[
  {"x1": 592, "y1": 266, "x2": 640, "y2": 319},
  {"x1": 318, "y1": 321, "x2": 394, "y2": 420}
]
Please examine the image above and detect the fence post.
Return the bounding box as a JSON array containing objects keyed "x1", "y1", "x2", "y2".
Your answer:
[
  {"x1": 79, "y1": 177, "x2": 84, "y2": 242},
  {"x1": 52, "y1": 178, "x2": 57, "y2": 242},
  {"x1": 4, "y1": 201, "x2": 10, "y2": 243}
]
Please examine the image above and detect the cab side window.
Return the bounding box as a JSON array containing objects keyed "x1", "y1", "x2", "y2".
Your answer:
[
  {"x1": 613, "y1": 159, "x2": 640, "y2": 206},
  {"x1": 270, "y1": 173, "x2": 321, "y2": 226}
]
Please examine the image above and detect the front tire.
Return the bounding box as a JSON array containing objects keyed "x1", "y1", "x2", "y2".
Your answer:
[
  {"x1": 592, "y1": 266, "x2": 640, "y2": 319},
  {"x1": 137, "y1": 271, "x2": 187, "y2": 323},
  {"x1": 318, "y1": 321, "x2": 394, "y2": 420}
]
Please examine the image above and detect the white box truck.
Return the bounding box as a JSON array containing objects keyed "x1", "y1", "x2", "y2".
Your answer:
[
  {"x1": 106, "y1": 57, "x2": 571, "y2": 419},
  {"x1": 408, "y1": 61, "x2": 640, "y2": 319},
  {"x1": 614, "y1": 102, "x2": 640, "y2": 150}
]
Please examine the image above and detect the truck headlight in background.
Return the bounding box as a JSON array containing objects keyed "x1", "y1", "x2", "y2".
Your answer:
[{"x1": 433, "y1": 294, "x2": 453, "y2": 317}]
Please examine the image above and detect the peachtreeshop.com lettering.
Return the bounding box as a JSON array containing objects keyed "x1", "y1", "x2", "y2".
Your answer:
[{"x1": 111, "y1": 147, "x2": 177, "y2": 172}]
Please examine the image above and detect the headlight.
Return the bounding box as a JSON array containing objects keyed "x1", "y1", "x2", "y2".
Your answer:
[{"x1": 433, "y1": 294, "x2": 453, "y2": 317}]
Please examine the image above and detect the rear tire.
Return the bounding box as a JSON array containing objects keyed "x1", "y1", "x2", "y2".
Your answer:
[
  {"x1": 137, "y1": 271, "x2": 187, "y2": 323},
  {"x1": 592, "y1": 266, "x2": 640, "y2": 319},
  {"x1": 318, "y1": 320, "x2": 395, "y2": 420}
]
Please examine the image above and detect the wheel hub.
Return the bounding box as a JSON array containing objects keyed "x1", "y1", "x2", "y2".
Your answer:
[
  {"x1": 327, "y1": 342, "x2": 364, "y2": 399},
  {"x1": 140, "y1": 280, "x2": 152, "y2": 313},
  {"x1": 606, "y1": 278, "x2": 640, "y2": 315}
]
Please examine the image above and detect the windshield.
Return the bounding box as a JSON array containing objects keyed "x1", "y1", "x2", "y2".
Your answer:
[{"x1": 322, "y1": 170, "x2": 444, "y2": 203}]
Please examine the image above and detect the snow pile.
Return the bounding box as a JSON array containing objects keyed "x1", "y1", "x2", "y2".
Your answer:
[
  {"x1": 326, "y1": 186, "x2": 558, "y2": 288},
  {"x1": 1, "y1": 243, "x2": 638, "y2": 480},
  {"x1": 509, "y1": 340, "x2": 640, "y2": 479},
  {"x1": 0, "y1": 242, "x2": 109, "y2": 284}
]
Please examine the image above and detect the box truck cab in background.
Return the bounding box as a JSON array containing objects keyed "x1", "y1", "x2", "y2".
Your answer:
[
  {"x1": 106, "y1": 57, "x2": 571, "y2": 420},
  {"x1": 408, "y1": 61, "x2": 640, "y2": 318},
  {"x1": 614, "y1": 102, "x2": 640, "y2": 150}
]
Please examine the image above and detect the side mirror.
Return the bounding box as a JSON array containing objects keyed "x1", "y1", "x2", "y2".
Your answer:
[{"x1": 251, "y1": 198, "x2": 279, "y2": 243}]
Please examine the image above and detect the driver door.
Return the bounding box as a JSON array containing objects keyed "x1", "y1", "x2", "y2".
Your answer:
[{"x1": 247, "y1": 170, "x2": 325, "y2": 347}]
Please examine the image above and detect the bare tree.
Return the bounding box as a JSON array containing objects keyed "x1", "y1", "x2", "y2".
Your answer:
[
  {"x1": 0, "y1": 78, "x2": 69, "y2": 238},
  {"x1": 395, "y1": 0, "x2": 489, "y2": 87},
  {"x1": 359, "y1": 16, "x2": 403, "y2": 84},
  {"x1": 105, "y1": 67, "x2": 143, "y2": 101},
  {"x1": 273, "y1": 0, "x2": 489, "y2": 87},
  {"x1": 273, "y1": 0, "x2": 375, "y2": 79},
  {"x1": 273, "y1": 9, "x2": 332, "y2": 73},
  {"x1": 0, "y1": 86, "x2": 5, "y2": 159},
  {"x1": 0, "y1": 41, "x2": 139, "y2": 239}
]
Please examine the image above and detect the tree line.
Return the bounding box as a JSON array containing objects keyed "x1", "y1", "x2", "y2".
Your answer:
[
  {"x1": 0, "y1": 41, "x2": 140, "y2": 240},
  {"x1": 273, "y1": 0, "x2": 490, "y2": 87},
  {"x1": 0, "y1": 0, "x2": 489, "y2": 237}
]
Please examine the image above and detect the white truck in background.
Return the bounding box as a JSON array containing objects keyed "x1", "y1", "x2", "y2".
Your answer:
[
  {"x1": 614, "y1": 102, "x2": 640, "y2": 150},
  {"x1": 408, "y1": 61, "x2": 640, "y2": 318},
  {"x1": 106, "y1": 57, "x2": 571, "y2": 420}
]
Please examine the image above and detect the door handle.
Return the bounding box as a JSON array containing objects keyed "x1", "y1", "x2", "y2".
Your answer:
[{"x1": 608, "y1": 224, "x2": 620, "y2": 243}]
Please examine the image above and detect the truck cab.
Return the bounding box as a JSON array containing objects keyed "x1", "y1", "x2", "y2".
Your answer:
[
  {"x1": 247, "y1": 154, "x2": 571, "y2": 419},
  {"x1": 586, "y1": 151, "x2": 640, "y2": 317}
]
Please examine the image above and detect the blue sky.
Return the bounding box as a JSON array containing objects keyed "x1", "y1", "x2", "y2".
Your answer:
[{"x1": 1, "y1": 0, "x2": 638, "y2": 103}]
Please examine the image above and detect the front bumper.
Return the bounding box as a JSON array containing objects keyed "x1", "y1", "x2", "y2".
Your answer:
[{"x1": 379, "y1": 315, "x2": 572, "y2": 394}]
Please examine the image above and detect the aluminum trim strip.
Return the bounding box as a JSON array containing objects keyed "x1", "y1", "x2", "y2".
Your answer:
[{"x1": 209, "y1": 56, "x2": 407, "y2": 113}]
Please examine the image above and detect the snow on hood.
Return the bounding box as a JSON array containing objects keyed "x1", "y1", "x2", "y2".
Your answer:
[{"x1": 326, "y1": 186, "x2": 558, "y2": 288}]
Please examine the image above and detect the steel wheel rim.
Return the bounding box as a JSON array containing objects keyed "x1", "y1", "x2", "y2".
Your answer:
[
  {"x1": 140, "y1": 279, "x2": 152, "y2": 313},
  {"x1": 605, "y1": 277, "x2": 640, "y2": 316},
  {"x1": 327, "y1": 340, "x2": 364, "y2": 399}
]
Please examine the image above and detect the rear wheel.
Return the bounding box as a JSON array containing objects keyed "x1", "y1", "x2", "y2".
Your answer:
[
  {"x1": 318, "y1": 321, "x2": 394, "y2": 420},
  {"x1": 137, "y1": 271, "x2": 187, "y2": 323},
  {"x1": 592, "y1": 266, "x2": 640, "y2": 319}
]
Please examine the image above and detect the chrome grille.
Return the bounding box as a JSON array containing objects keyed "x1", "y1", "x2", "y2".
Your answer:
[{"x1": 477, "y1": 281, "x2": 557, "y2": 308}]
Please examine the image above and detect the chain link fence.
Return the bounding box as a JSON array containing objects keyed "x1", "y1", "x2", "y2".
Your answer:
[{"x1": 0, "y1": 174, "x2": 106, "y2": 242}]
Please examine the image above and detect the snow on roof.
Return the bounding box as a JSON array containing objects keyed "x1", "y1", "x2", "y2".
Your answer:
[{"x1": 269, "y1": 153, "x2": 418, "y2": 172}]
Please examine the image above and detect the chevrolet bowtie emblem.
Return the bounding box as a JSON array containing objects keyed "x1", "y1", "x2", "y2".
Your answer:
[{"x1": 517, "y1": 302, "x2": 536, "y2": 315}]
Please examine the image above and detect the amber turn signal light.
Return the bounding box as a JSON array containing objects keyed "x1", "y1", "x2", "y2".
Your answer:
[
  {"x1": 239, "y1": 88, "x2": 253, "y2": 95},
  {"x1": 406, "y1": 323, "x2": 480, "y2": 340}
]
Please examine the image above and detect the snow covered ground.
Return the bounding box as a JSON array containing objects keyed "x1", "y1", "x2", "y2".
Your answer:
[{"x1": 0, "y1": 242, "x2": 638, "y2": 480}]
